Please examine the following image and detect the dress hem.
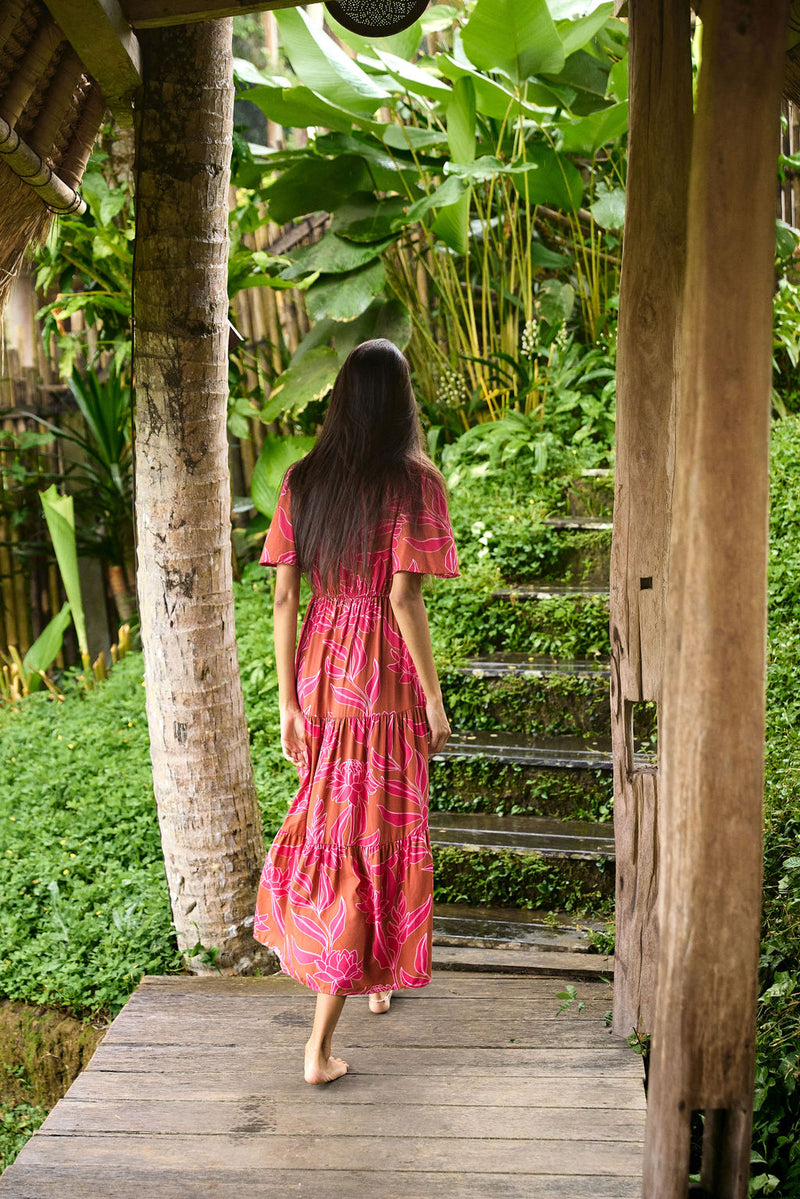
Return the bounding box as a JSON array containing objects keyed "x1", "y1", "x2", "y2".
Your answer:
[{"x1": 252, "y1": 934, "x2": 432, "y2": 995}]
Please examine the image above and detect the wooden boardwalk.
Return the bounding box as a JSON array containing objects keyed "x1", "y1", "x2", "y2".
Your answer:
[{"x1": 0, "y1": 970, "x2": 646, "y2": 1198}]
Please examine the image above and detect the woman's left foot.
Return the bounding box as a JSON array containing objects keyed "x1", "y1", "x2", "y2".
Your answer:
[
  {"x1": 304, "y1": 1040, "x2": 348, "y2": 1084},
  {"x1": 368, "y1": 990, "x2": 392, "y2": 1013}
]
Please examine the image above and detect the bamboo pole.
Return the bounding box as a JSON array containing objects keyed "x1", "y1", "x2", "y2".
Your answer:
[
  {"x1": 643, "y1": 0, "x2": 791, "y2": 1192},
  {"x1": 610, "y1": 0, "x2": 692, "y2": 1040}
]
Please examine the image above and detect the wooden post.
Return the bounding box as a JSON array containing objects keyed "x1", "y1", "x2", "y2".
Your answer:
[
  {"x1": 643, "y1": 0, "x2": 790, "y2": 1193},
  {"x1": 609, "y1": 0, "x2": 692, "y2": 1040}
]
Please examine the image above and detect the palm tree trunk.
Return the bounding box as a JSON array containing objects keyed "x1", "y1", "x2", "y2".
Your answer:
[{"x1": 133, "y1": 18, "x2": 273, "y2": 975}]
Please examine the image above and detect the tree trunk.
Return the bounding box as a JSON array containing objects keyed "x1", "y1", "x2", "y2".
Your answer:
[
  {"x1": 609, "y1": 0, "x2": 692, "y2": 1040},
  {"x1": 134, "y1": 18, "x2": 274, "y2": 975},
  {"x1": 643, "y1": 0, "x2": 790, "y2": 1192}
]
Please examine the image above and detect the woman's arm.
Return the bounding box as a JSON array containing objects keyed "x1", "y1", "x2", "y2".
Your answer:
[
  {"x1": 273, "y1": 562, "x2": 305, "y2": 768},
  {"x1": 389, "y1": 570, "x2": 451, "y2": 753}
]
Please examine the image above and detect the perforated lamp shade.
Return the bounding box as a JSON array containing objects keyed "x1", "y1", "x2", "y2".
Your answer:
[{"x1": 324, "y1": 0, "x2": 429, "y2": 36}]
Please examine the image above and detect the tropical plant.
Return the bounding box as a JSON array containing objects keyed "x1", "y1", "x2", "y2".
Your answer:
[
  {"x1": 23, "y1": 369, "x2": 136, "y2": 623},
  {"x1": 233, "y1": 0, "x2": 629, "y2": 433}
]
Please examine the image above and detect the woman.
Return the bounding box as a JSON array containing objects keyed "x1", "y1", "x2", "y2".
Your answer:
[{"x1": 252, "y1": 338, "x2": 458, "y2": 1085}]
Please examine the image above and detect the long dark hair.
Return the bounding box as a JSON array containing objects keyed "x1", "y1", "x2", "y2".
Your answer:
[{"x1": 288, "y1": 339, "x2": 441, "y2": 591}]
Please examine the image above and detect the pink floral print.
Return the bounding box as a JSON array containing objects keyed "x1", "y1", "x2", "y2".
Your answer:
[{"x1": 252, "y1": 471, "x2": 458, "y2": 994}]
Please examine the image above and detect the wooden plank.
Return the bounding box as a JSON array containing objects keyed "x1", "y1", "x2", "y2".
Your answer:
[
  {"x1": 98, "y1": 1015, "x2": 617, "y2": 1050},
  {"x1": 11, "y1": 1133, "x2": 645, "y2": 1175},
  {"x1": 0, "y1": 1165, "x2": 643, "y2": 1199},
  {"x1": 117, "y1": 983, "x2": 613, "y2": 1005},
  {"x1": 65, "y1": 1070, "x2": 646, "y2": 1108},
  {"x1": 39, "y1": 1098, "x2": 646, "y2": 1140},
  {"x1": 81, "y1": 1043, "x2": 641, "y2": 1077},
  {"x1": 609, "y1": 0, "x2": 693, "y2": 1041},
  {"x1": 132, "y1": 971, "x2": 613, "y2": 995},
  {"x1": 123, "y1": 0, "x2": 303, "y2": 28},
  {"x1": 644, "y1": 0, "x2": 790, "y2": 1194},
  {"x1": 433, "y1": 945, "x2": 614, "y2": 975},
  {"x1": 42, "y1": 0, "x2": 141, "y2": 123}
]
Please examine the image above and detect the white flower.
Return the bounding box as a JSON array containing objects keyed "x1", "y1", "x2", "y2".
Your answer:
[{"x1": 521, "y1": 318, "x2": 539, "y2": 358}]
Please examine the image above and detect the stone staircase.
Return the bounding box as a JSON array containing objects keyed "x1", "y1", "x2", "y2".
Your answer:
[{"x1": 429, "y1": 477, "x2": 619, "y2": 973}]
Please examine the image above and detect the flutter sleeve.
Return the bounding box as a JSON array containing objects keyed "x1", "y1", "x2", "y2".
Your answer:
[
  {"x1": 259, "y1": 472, "x2": 297, "y2": 566},
  {"x1": 391, "y1": 474, "x2": 459, "y2": 579}
]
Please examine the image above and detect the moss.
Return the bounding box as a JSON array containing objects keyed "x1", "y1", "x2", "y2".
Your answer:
[
  {"x1": 441, "y1": 670, "x2": 612, "y2": 738},
  {"x1": 430, "y1": 758, "x2": 613, "y2": 822},
  {"x1": 432, "y1": 846, "x2": 615, "y2": 916}
]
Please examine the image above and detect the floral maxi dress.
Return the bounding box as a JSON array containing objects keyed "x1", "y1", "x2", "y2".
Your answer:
[{"x1": 252, "y1": 473, "x2": 459, "y2": 995}]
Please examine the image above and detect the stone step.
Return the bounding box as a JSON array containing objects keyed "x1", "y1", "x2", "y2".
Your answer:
[
  {"x1": 434, "y1": 729, "x2": 616, "y2": 771},
  {"x1": 432, "y1": 902, "x2": 605, "y2": 953},
  {"x1": 429, "y1": 811, "x2": 615, "y2": 861},
  {"x1": 492, "y1": 583, "x2": 609, "y2": 601},
  {"x1": 543, "y1": 516, "x2": 613, "y2": 531},
  {"x1": 455, "y1": 652, "x2": 610, "y2": 681}
]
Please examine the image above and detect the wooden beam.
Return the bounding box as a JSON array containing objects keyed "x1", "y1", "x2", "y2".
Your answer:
[
  {"x1": 609, "y1": 0, "x2": 692, "y2": 1041},
  {"x1": 643, "y1": 0, "x2": 790, "y2": 1194},
  {"x1": 122, "y1": 0, "x2": 301, "y2": 30},
  {"x1": 41, "y1": 0, "x2": 141, "y2": 123}
]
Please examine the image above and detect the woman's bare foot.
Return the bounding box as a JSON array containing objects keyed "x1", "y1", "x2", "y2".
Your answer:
[
  {"x1": 368, "y1": 990, "x2": 392, "y2": 1013},
  {"x1": 304, "y1": 1040, "x2": 349, "y2": 1084}
]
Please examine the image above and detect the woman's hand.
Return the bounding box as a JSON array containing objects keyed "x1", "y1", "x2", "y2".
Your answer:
[
  {"x1": 426, "y1": 697, "x2": 451, "y2": 755},
  {"x1": 280, "y1": 703, "x2": 307, "y2": 770}
]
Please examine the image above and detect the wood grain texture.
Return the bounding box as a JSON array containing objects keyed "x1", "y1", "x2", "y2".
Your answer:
[
  {"x1": 123, "y1": 0, "x2": 303, "y2": 28},
  {"x1": 41, "y1": 0, "x2": 141, "y2": 120},
  {"x1": 609, "y1": 0, "x2": 692, "y2": 1040},
  {"x1": 643, "y1": 0, "x2": 791, "y2": 1194},
  {"x1": 0, "y1": 973, "x2": 644, "y2": 1196}
]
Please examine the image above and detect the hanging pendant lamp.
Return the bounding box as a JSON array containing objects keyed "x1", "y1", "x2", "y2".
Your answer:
[{"x1": 324, "y1": 0, "x2": 429, "y2": 36}]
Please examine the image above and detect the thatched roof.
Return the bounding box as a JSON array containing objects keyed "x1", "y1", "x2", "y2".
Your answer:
[{"x1": 0, "y1": 0, "x2": 107, "y2": 311}]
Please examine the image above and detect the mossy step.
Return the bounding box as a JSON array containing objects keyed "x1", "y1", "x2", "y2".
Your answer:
[
  {"x1": 441, "y1": 662, "x2": 612, "y2": 739},
  {"x1": 430, "y1": 754, "x2": 613, "y2": 823},
  {"x1": 454, "y1": 652, "x2": 610, "y2": 680},
  {"x1": 435, "y1": 729, "x2": 615, "y2": 770},
  {"x1": 429, "y1": 811, "x2": 614, "y2": 861},
  {"x1": 543, "y1": 516, "x2": 613, "y2": 531},
  {"x1": 432, "y1": 902, "x2": 606, "y2": 953},
  {"x1": 492, "y1": 584, "x2": 608, "y2": 600}
]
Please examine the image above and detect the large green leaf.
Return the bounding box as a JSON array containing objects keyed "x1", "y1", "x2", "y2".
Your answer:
[
  {"x1": 560, "y1": 100, "x2": 628, "y2": 153},
  {"x1": 251, "y1": 435, "x2": 317, "y2": 519},
  {"x1": 39, "y1": 486, "x2": 88, "y2": 657},
  {"x1": 590, "y1": 186, "x2": 626, "y2": 230},
  {"x1": 331, "y1": 193, "x2": 408, "y2": 243},
  {"x1": 512, "y1": 145, "x2": 585, "y2": 209},
  {"x1": 324, "y1": 14, "x2": 423, "y2": 63},
  {"x1": 260, "y1": 347, "x2": 340, "y2": 424},
  {"x1": 382, "y1": 125, "x2": 449, "y2": 152},
  {"x1": 305, "y1": 260, "x2": 386, "y2": 323},
  {"x1": 432, "y1": 76, "x2": 476, "y2": 255},
  {"x1": 275, "y1": 8, "x2": 388, "y2": 113},
  {"x1": 437, "y1": 53, "x2": 559, "y2": 116},
  {"x1": 314, "y1": 132, "x2": 423, "y2": 191},
  {"x1": 544, "y1": 49, "x2": 610, "y2": 102},
  {"x1": 241, "y1": 84, "x2": 376, "y2": 136},
  {"x1": 261, "y1": 155, "x2": 371, "y2": 224},
  {"x1": 461, "y1": 0, "x2": 565, "y2": 84},
  {"x1": 22, "y1": 602, "x2": 72, "y2": 690},
  {"x1": 373, "y1": 48, "x2": 452, "y2": 99},
  {"x1": 290, "y1": 299, "x2": 412, "y2": 368},
  {"x1": 405, "y1": 175, "x2": 468, "y2": 224},
  {"x1": 607, "y1": 52, "x2": 628, "y2": 101},
  {"x1": 332, "y1": 298, "x2": 412, "y2": 356},
  {"x1": 282, "y1": 230, "x2": 396, "y2": 280},
  {"x1": 537, "y1": 278, "x2": 575, "y2": 326},
  {"x1": 444, "y1": 148, "x2": 584, "y2": 210},
  {"x1": 556, "y1": 4, "x2": 614, "y2": 58}
]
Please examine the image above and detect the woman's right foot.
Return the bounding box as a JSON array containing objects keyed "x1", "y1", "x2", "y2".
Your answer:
[
  {"x1": 304, "y1": 1041, "x2": 348, "y2": 1084},
  {"x1": 369, "y1": 990, "x2": 392, "y2": 1013}
]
